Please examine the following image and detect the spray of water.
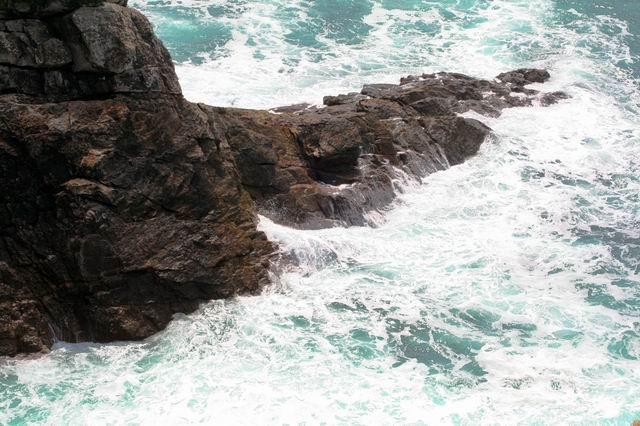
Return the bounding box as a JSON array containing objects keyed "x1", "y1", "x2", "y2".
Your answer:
[{"x1": 2, "y1": 0, "x2": 639, "y2": 423}]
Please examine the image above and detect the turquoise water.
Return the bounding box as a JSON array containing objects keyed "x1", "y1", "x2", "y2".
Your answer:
[{"x1": 2, "y1": 0, "x2": 640, "y2": 424}]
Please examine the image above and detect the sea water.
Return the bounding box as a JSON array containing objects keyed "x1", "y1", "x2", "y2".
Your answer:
[{"x1": 1, "y1": 0, "x2": 639, "y2": 424}]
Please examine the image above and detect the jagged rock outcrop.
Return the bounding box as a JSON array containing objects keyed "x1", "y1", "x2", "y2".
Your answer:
[
  {"x1": 0, "y1": 1, "x2": 127, "y2": 18},
  {"x1": 209, "y1": 70, "x2": 567, "y2": 228},
  {"x1": 0, "y1": 0, "x2": 272, "y2": 356},
  {"x1": 0, "y1": 0, "x2": 567, "y2": 356},
  {"x1": 0, "y1": 0, "x2": 179, "y2": 99}
]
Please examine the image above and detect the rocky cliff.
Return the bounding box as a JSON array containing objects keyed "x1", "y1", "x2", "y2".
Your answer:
[{"x1": 0, "y1": 0, "x2": 566, "y2": 356}]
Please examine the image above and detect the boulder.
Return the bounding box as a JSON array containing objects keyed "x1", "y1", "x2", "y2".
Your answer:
[
  {"x1": 209, "y1": 71, "x2": 566, "y2": 228},
  {"x1": 0, "y1": 0, "x2": 127, "y2": 18}
]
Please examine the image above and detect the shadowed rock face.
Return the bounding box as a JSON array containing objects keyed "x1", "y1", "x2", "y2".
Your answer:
[
  {"x1": 0, "y1": 0, "x2": 272, "y2": 356},
  {"x1": 0, "y1": 0, "x2": 179, "y2": 99},
  {"x1": 0, "y1": 0, "x2": 568, "y2": 356},
  {"x1": 0, "y1": 0, "x2": 127, "y2": 18},
  {"x1": 0, "y1": 95, "x2": 274, "y2": 355}
]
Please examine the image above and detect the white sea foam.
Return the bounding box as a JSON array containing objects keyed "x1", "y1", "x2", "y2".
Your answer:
[
  {"x1": 131, "y1": 0, "x2": 568, "y2": 109},
  {"x1": 2, "y1": 0, "x2": 640, "y2": 424}
]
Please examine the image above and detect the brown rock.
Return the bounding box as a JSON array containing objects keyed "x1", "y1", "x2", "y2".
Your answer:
[{"x1": 208, "y1": 70, "x2": 563, "y2": 229}]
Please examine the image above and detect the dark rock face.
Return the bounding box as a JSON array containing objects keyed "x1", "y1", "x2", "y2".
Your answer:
[
  {"x1": 0, "y1": 1, "x2": 272, "y2": 357},
  {"x1": 0, "y1": 95, "x2": 274, "y2": 355},
  {"x1": 0, "y1": 1, "x2": 179, "y2": 100},
  {"x1": 496, "y1": 68, "x2": 550, "y2": 86},
  {"x1": 0, "y1": 0, "x2": 127, "y2": 18},
  {"x1": 0, "y1": 0, "x2": 568, "y2": 356},
  {"x1": 209, "y1": 69, "x2": 565, "y2": 228}
]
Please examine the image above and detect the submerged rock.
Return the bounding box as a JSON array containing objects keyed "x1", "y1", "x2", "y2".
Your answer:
[{"x1": 0, "y1": 0, "x2": 568, "y2": 356}]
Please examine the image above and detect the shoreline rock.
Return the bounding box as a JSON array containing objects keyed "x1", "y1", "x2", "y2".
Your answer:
[
  {"x1": 212, "y1": 69, "x2": 566, "y2": 229},
  {"x1": 0, "y1": 0, "x2": 568, "y2": 356}
]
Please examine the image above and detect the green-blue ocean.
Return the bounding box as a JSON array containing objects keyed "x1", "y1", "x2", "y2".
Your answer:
[{"x1": 1, "y1": 0, "x2": 639, "y2": 424}]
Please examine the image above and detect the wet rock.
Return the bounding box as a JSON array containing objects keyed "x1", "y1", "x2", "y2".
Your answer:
[
  {"x1": 323, "y1": 92, "x2": 367, "y2": 106},
  {"x1": 270, "y1": 102, "x2": 312, "y2": 113},
  {"x1": 0, "y1": 0, "x2": 272, "y2": 357},
  {"x1": 211, "y1": 70, "x2": 564, "y2": 229},
  {"x1": 0, "y1": 0, "x2": 128, "y2": 18},
  {"x1": 0, "y1": 2, "x2": 179, "y2": 100},
  {"x1": 361, "y1": 83, "x2": 399, "y2": 98},
  {"x1": 540, "y1": 90, "x2": 571, "y2": 106},
  {"x1": 409, "y1": 97, "x2": 456, "y2": 116},
  {"x1": 496, "y1": 68, "x2": 551, "y2": 85},
  {"x1": 0, "y1": 94, "x2": 275, "y2": 357},
  {"x1": 0, "y1": 0, "x2": 568, "y2": 356}
]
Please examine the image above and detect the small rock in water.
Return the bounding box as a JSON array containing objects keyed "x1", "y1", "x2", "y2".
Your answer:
[{"x1": 270, "y1": 103, "x2": 312, "y2": 113}]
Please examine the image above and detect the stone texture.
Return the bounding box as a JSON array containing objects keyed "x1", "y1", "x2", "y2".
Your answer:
[
  {"x1": 207, "y1": 71, "x2": 566, "y2": 228},
  {"x1": 0, "y1": 0, "x2": 270, "y2": 357},
  {"x1": 0, "y1": 0, "x2": 127, "y2": 18},
  {"x1": 0, "y1": 2, "x2": 179, "y2": 99},
  {"x1": 0, "y1": 95, "x2": 274, "y2": 356},
  {"x1": 0, "y1": 19, "x2": 71, "y2": 67}
]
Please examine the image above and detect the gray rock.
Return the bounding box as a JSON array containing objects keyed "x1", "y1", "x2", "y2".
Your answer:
[
  {"x1": 0, "y1": 2, "x2": 179, "y2": 99},
  {"x1": 540, "y1": 90, "x2": 571, "y2": 106},
  {"x1": 0, "y1": 19, "x2": 71, "y2": 68},
  {"x1": 0, "y1": 0, "x2": 128, "y2": 18},
  {"x1": 0, "y1": 64, "x2": 43, "y2": 94},
  {"x1": 496, "y1": 68, "x2": 551, "y2": 85},
  {"x1": 323, "y1": 92, "x2": 367, "y2": 106}
]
